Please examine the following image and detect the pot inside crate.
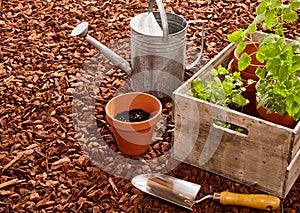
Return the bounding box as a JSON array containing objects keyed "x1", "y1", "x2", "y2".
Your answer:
[
  {"x1": 228, "y1": 59, "x2": 259, "y2": 117},
  {"x1": 255, "y1": 97, "x2": 297, "y2": 129},
  {"x1": 228, "y1": 43, "x2": 267, "y2": 117},
  {"x1": 232, "y1": 43, "x2": 265, "y2": 75}
]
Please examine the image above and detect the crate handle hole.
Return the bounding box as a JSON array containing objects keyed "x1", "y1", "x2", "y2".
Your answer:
[{"x1": 213, "y1": 119, "x2": 248, "y2": 136}]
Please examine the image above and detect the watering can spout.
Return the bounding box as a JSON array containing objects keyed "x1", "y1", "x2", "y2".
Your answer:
[{"x1": 71, "y1": 22, "x2": 132, "y2": 75}]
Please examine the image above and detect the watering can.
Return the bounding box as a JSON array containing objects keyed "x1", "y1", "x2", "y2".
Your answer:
[{"x1": 71, "y1": 0, "x2": 205, "y2": 98}]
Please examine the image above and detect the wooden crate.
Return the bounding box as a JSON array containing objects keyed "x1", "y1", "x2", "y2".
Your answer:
[{"x1": 172, "y1": 32, "x2": 300, "y2": 198}]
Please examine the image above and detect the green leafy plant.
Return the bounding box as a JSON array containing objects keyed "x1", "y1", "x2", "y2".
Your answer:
[
  {"x1": 190, "y1": 65, "x2": 250, "y2": 133},
  {"x1": 255, "y1": 36, "x2": 300, "y2": 120},
  {"x1": 191, "y1": 65, "x2": 249, "y2": 109},
  {"x1": 228, "y1": 0, "x2": 300, "y2": 71},
  {"x1": 228, "y1": 0, "x2": 300, "y2": 121}
]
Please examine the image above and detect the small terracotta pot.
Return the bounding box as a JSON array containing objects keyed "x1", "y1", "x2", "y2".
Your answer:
[
  {"x1": 228, "y1": 59, "x2": 258, "y2": 117},
  {"x1": 228, "y1": 59, "x2": 258, "y2": 94},
  {"x1": 232, "y1": 43, "x2": 265, "y2": 74},
  {"x1": 255, "y1": 97, "x2": 297, "y2": 128},
  {"x1": 240, "y1": 65, "x2": 259, "y2": 81},
  {"x1": 229, "y1": 43, "x2": 265, "y2": 118},
  {"x1": 105, "y1": 92, "x2": 162, "y2": 156}
]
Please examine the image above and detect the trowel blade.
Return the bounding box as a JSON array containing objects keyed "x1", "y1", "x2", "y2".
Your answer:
[{"x1": 131, "y1": 174, "x2": 201, "y2": 210}]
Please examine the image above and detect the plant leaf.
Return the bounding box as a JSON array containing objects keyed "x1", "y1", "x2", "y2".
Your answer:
[
  {"x1": 209, "y1": 69, "x2": 218, "y2": 76},
  {"x1": 253, "y1": 14, "x2": 265, "y2": 24},
  {"x1": 266, "y1": 58, "x2": 280, "y2": 75},
  {"x1": 277, "y1": 63, "x2": 289, "y2": 82},
  {"x1": 191, "y1": 78, "x2": 205, "y2": 94},
  {"x1": 246, "y1": 24, "x2": 257, "y2": 34},
  {"x1": 295, "y1": 94, "x2": 300, "y2": 105},
  {"x1": 294, "y1": 79, "x2": 300, "y2": 89},
  {"x1": 270, "y1": 0, "x2": 282, "y2": 9},
  {"x1": 264, "y1": 44, "x2": 281, "y2": 58},
  {"x1": 191, "y1": 65, "x2": 248, "y2": 109},
  {"x1": 287, "y1": 95, "x2": 300, "y2": 118},
  {"x1": 259, "y1": 33, "x2": 282, "y2": 46},
  {"x1": 222, "y1": 78, "x2": 234, "y2": 94},
  {"x1": 232, "y1": 93, "x2": 249, "y2": 107},
  {"x1": 236, "y1": 42, "x2": 247, "y2": 55},
  {"x1": 281, "y1": 44, "x2": 294, "y2": 62},
  {"x1": 238, "y1": 53, "x2": 252, "y2": 71},
  {"x1": 293, "y1": 112, "x2": 300, "y2": 121},
  {"x1": 255, "y1": 67, "x2": 267, "y2": 79},
  {"x1": 228, "y1": 30, "x2": 245, "y2": 44},
  {"x1": 256, "y1": 51, "x2": 267, "y2": 63},
  {"x1": 283, "y1": 8, "x2": 298, "y2": 23},
  {"x1": 247, "y1": 79, "x2": 256, "y2": 86},
  {"x1": 256, "y1": 1, "x2": 267, "y2": 15},
  {"x1": 265, "y1": 9, "x2": 276, "y2": 29},
  {"x1": 256, "y1": 94, "x2": 269, "y2": 109},
  {"x1": 217, "y1": 65, "x2": 229, "y2": 75},
  {"x1": 291, "y1": 0, "x2": 300, "y2": 9},
  {"x1": 273, "y1": 84, "x2": 287, "y2": 96},
  {"x1": 292, "y1": 62, "x2": 300, "y2": 72},
  {"x1": 274, "y1": 23, "x2": 284, "y2": 36}
]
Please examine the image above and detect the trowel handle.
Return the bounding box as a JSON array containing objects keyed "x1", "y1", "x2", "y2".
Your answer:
[
  {"x1": 85, "y1": 34, "x2": 132, "y2": 75},
  {"x1": 215, "y1": 191, "x2": 280, "y2": 211}
]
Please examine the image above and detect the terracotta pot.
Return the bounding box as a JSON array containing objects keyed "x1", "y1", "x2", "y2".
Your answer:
[
  {"x1": 232, "y1": 43, "x2": 265, "y2": 74},
  {"x1": 228, "y1": 59, "x2": 258, "y2": 117},
  {"x1": 239, "y1": 65, "x2": 259, "y2": 81},
  {"x1": 105, "y1": 92, "x2": 162, "y2": 156},
  {"x1": 229, "y1": 43, "x2": 265, "y2": 118},
  {"x1": 229, "y1": 58, "x2": 258, "y2": 92},
  {"x1": 255, "y1": 97, "x2": 297, "y2": 128}
]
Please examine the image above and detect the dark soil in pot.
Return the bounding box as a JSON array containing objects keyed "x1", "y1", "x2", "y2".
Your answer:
[{"x1": 115, "y1": 109, "x2": 151, "y2": 122}]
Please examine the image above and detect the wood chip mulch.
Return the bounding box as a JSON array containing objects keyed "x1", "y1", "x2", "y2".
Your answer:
[{"x1": 0, "y1": 0, "x2": 299, "y2": 212}]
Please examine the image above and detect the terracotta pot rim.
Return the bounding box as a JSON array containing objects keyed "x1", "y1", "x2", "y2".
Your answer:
[
  {"x1": 105, "y1": 92, "x2": 162, "y2": 126},
  {"x1": 240, "y1": 70, "x2": 259, "y2": 81},
  {"x1": 228, "y1": 59, "x2": 259, "y2": 80},
  {"x1": 233, "y1": 53, "x2": 265, "y2": 68},
  {"x1": 255, "y1": 96, "x2": 298, "y2": 128},
  {"x1": 255, "y1": 96, "x2": 283, "y2": 115},
  {"x1": 248, "y1": 52, "x2": 265, "y2": 67},
  {"x1": 234, "y1": 42, "x2": 259, "y2": 57},
  {"x1": 233, "y1": 42, "x2": 265, "y2": 67}
]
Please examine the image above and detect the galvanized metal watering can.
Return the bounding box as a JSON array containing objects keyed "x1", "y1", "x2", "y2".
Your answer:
[{"x1": 71, "y1": 0, "x2": 205, "y2": 98}]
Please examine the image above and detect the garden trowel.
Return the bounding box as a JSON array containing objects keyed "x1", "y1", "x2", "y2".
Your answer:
[{"x1": 131, "y1": 174, "x2": 281, "y2": 211}]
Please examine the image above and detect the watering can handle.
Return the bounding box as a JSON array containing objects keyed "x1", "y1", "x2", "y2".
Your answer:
[
  {"x1": 148, "y1": 0, "x2": 205, "y2": 69},
  {"x1": 186, "y1": 20, "x2": 205, "y2": 70},
  {"x1": 148, "y1": 0, "x2": 169, "y2": 39}
]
